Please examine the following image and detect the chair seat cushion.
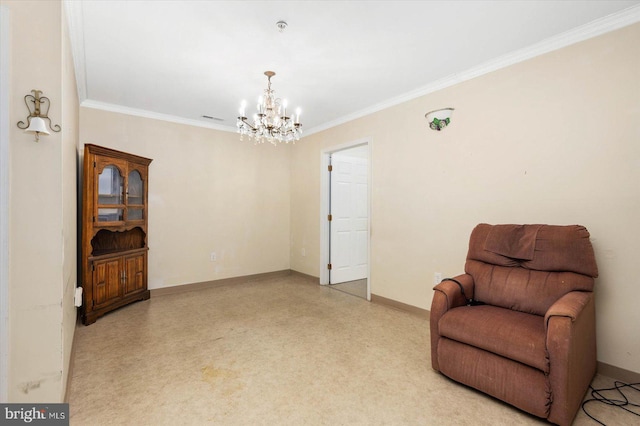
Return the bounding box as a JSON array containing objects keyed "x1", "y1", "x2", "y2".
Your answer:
[{"x1": 438, "y1": 305, "x2": 548, "y2": 372}]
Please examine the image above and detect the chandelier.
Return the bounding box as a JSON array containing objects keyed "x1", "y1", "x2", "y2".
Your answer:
[{"x1": 236, "y1": 71, "x2": 302, "y2": 144}]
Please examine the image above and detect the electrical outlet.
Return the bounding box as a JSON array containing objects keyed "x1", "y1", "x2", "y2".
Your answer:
[
  {"x1": 434, "y1": 272, "x2": 442, "y2": 285},
  {"x1": 210, "y1": 252, "x2": 216, "y2": 262},
  {"x1": 301, "y1": 248, "x2": 306, "y2": 257}
]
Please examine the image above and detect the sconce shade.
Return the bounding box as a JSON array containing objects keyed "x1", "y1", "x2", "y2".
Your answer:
[
  {"x1": 425, "y1": 108, "x2": 454, "y2": 131},
  {"x1": 24, "y1": 117, "x2": 50, "y2": 136}
]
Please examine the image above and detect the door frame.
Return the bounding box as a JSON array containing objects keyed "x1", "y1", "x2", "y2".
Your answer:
[
  {"x1": 319, "y1": 137, "x2": 372, "y2": 301},
  {"x1": 0, "y1": 5, "x2": 10, "y2": 402}
]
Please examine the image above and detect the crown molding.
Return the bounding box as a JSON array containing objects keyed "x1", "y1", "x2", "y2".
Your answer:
[
  {"x1": 81, "y1": 100, "x2": 235, "y2": 133},
  {"x1": 304, "y1": 5, "x2": 640, "y2": 137},
  {"x1": 68, "y1": 3, "x2": 640, "y2": 138}
]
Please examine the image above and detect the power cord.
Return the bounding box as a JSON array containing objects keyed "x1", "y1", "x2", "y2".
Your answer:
[
  {"x1": 441, "y1": 278, "x2": 485, "y2": 306},
  {"x1": 581, "y1": 380, "x2": 640, "y2": 425}
]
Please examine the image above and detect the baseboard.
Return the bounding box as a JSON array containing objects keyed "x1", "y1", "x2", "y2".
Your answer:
[
  {"x1": 597, "y1": 361, "x2": 640, "y2": 384},
  {"x1": 150, "y1": 269, "x2": 292, "y2": 297},
  {"x1": 289, "y1": 270, "x2": 320, "y2": 284},
  {"x1": 370, "y1": 294, "x2": 430, "y2": 319}
]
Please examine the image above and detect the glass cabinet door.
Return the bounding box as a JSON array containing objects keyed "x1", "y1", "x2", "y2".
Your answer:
[
  {"x1": 127, "y1": 169, "x2": 144, "y2": 221},
  {"x1": 97, "y1": 164, "x2": 124, "y2": 222}
]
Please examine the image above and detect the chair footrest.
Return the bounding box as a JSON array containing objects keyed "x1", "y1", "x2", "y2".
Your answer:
[
  {"x1": 438, "y1": 338, "x2": 550, "y2": 419},
  {"x1": 439, "y1": 305, "x2": 547, "y2": 372}
]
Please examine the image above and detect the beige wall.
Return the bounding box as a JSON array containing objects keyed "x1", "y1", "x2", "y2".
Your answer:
[
  {"x1": 4, "y1": 0, "x2": 78, "y2": 402},
  {"x1": 79, "y1": 109, "x2": 291, "y2": 290},
  {"x1": 61, "y1": 3, "x2": 79, "y2": 398},
  {"x1": 291, "y1": 23, "x2": 640, "y2": 374}
]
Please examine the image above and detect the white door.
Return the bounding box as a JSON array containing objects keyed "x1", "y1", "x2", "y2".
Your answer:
[{"x1": 329, "y1": 148, "x2": 368, "y2": 284}]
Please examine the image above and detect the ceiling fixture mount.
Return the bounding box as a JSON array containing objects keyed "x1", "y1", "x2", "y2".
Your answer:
[
  {"x1": 236, "y1": 71, "x2": 302, "y2": 145},
  {"x1": 276, "y1": 20, "x2": 288, "y2": 32}
]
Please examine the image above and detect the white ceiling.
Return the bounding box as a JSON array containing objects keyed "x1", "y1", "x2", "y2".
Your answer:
[{"x1": 65, "y1": 0, "x2": 640, "y2": 136}]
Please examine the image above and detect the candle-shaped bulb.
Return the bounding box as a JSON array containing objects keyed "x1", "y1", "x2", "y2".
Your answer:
[
  {"x1": 239, "y1": 100, "x2": 247, "y2": 116},
  {"x1": 295, "y1": 108, "x2": 301, "y2": 124}
]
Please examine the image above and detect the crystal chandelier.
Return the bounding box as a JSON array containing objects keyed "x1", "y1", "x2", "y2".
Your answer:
[{"x1": 236, "y1": 71, "x2": 302, "y2": 144}]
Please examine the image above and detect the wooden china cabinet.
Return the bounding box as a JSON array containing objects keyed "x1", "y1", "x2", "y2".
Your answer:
[{"x1": 81, "y1": 144, "x2": 152, "y2": 325}]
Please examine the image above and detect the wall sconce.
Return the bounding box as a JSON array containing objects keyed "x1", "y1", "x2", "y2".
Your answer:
[
  {"x1": 17, "y1": 89, "x2": 61, "y2": 141},
  {"x1": 425, "y1": 108, "x2": 454, "y2": 131}
]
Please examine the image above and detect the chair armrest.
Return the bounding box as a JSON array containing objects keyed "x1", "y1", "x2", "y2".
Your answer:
[
  {"x1": 544, "y1": 291, "x2": 591, "y2": 326},
  {"x1": 545, "y1": 291, "x2": 596, "y2": 425},
  {"x1": 430, "y1": 273, "x2": 474, "y2": 371},
  {"x1": 433, "y1": 273, "x2": 475, "y2": 310}
]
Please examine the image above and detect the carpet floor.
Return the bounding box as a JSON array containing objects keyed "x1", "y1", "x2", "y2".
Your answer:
[{"x1": 68, "y1": 273, "x2": 638, "y2": 425}]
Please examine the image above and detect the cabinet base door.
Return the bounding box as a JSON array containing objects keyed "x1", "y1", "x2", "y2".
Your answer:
[
  {"x1": 83, "y1": 251, "x2": 149, "y2": 325},
  {"x1": 124, "y1": 253, "x2": 146, "y2": 295},
  {"x1": 93, "y1": 257, "x2": 123, "y2": 308}
]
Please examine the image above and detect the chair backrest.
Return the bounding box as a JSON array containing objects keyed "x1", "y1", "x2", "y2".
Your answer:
[{"x1": 465, "y1": 224, "x2": 598, "y2": 316}]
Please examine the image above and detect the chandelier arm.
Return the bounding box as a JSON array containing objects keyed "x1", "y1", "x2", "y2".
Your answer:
[{"x1": 237, "y1": 117, "x2": 257, "y2": 131}]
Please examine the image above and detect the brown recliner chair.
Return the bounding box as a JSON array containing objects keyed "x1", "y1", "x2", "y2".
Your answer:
[{"x1": 430, "y1": 224, "x2": 598, "y2": 426}]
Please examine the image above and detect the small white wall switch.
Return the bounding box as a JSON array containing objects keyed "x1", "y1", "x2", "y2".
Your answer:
[
  {"x1": 301, "y1": 248, "x2": 306, "y2": 257},
  {"x1": 434, "y1": 272, "x2": 442, "y2": 285},
  {"x1": 210, "y1": 252, "x2": 216, "y2": 262}
]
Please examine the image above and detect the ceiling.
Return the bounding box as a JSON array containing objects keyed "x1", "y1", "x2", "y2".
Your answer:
[{"x1": 65, "y1": 0, "x2": 640, "y2": 136}]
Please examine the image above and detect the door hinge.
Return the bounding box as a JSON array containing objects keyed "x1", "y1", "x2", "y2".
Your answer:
[
  {"x1": 328, "y1": 214, "x2": 332, "y2": 221},
  {"x1": 327, "y1": 263, "x2": 332, "y2": 270},
  {"x1": 328, "y1": 165, "x2": 333, "y2": 172}
]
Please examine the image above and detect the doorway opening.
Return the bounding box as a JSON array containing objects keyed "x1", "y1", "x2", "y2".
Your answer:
[{"x1": 320, "y1": 139, "x2": 371, "y2": 301}]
